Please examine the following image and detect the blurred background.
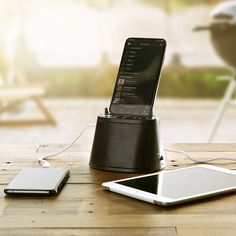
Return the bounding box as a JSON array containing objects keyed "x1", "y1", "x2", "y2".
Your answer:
[{"x1": 0, "y1": 0, "x2": 235, "y2": 144}]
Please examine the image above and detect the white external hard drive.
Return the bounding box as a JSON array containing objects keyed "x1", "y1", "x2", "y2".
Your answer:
[{"x1": 4, "y1": 168, "x2": 70, "y2": 196}]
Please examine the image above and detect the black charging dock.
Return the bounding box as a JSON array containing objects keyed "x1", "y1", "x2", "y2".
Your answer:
[{"x1": 89, "y1": 113, "x2": 165, "y2": 173}]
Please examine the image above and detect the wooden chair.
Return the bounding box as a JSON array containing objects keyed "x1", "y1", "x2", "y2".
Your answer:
[{"x1": 0, "y1": 67, "x2": 56, "y2": 126}]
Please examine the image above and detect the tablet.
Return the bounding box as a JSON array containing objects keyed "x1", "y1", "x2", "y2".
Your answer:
[{"x1": 102, "y1": 165, "x2": 236, "y2": 206}]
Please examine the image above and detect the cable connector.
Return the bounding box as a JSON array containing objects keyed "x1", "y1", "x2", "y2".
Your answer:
[
  {"x1": 104, "y1": 107, "x2": 109, "y2": 116},
  {"x1": 38, "y1": 158, "x2": 51, "y2": 168}
]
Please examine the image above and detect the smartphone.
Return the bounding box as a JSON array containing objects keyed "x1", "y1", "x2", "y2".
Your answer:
[{"x1": 109, "y1": 37, "x2": 166, "y2": 118}]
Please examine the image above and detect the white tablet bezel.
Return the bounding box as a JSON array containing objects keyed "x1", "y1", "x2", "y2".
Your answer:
[{"x1": 102, "y1": 165, "x2": 236, "y2": 206}]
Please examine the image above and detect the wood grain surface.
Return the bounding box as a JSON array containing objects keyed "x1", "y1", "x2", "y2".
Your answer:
[{"x1": 0, "y1": 143, "x2": 236, "y2": 235}]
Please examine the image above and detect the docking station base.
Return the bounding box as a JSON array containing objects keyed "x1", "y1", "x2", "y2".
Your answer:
[{"x1": 89, "y1": 115, "x2": 165, "y2": 173}]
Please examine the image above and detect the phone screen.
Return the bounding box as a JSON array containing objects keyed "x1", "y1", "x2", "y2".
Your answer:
[{"x1": 110, "y1": 38, "x2": 166, "y2": 117}]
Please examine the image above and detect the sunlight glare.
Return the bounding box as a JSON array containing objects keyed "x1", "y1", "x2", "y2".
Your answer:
[{"x1": 26, "y1": 3, "x2": 103, "y2": 67}]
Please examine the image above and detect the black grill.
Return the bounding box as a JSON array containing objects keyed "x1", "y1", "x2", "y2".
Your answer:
[{"x1": 195, "y1": 1, "x2": 236, "y2": 70}]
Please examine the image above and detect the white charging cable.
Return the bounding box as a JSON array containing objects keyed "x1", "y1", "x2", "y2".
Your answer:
[
  {"x1": 38, "y1": 124, "x2": 96, "y2": 168},
  {"x1": 165, "y1": 148, "x2": 236, "y2": 163}
]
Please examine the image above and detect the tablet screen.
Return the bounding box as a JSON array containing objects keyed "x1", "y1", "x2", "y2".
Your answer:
[{"x1": 117, "y1": 166, "x2": 236, "y2": 199}]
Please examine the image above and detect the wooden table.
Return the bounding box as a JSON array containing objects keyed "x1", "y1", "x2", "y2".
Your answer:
[{"x1": 1, "y1": 143, "x2": 236, "y2": 235}]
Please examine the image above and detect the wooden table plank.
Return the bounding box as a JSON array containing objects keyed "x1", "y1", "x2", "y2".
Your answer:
[
  {"x1": 169, "y1": 143, "x2": 236, "y2": 152},
  {"x1": 36, "y1": 143, "x2": 236, "y2": 153},
  {"x1": 1, "y1": 214, "x2": 236, "y2": 229},
  {"x1": 177, "y1": 228, "x2": 236, "y2": 236},
  {"x1": 0, "y1": 228, "x2": 177, "y2": 236}
]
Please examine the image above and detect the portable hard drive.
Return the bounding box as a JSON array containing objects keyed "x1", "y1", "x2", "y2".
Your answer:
[{"x1": 4, "y1": 168, "x2": 70, "y2": 196}]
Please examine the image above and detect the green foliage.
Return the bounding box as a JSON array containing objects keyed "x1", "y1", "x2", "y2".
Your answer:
[
  {"x1": 26, "y1": 66, "x2": 230, "y2": 98},
  {"x1": 34, "y1": 66, "x2": 230, "y2": 98},
  {"x1": 159, "y1": 67, "x2": 230, "y2": 98},
  {"x1": 138, "y1": 0, "x2": 220, "y2": 12},
  {"x1": 41, "y1": 64, "x2": 118, "y2": 98}
]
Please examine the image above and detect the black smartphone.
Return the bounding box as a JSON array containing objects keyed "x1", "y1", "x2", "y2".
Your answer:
[{"x1": 109, "y1": 37, "x2": 166, "y2": 118}]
